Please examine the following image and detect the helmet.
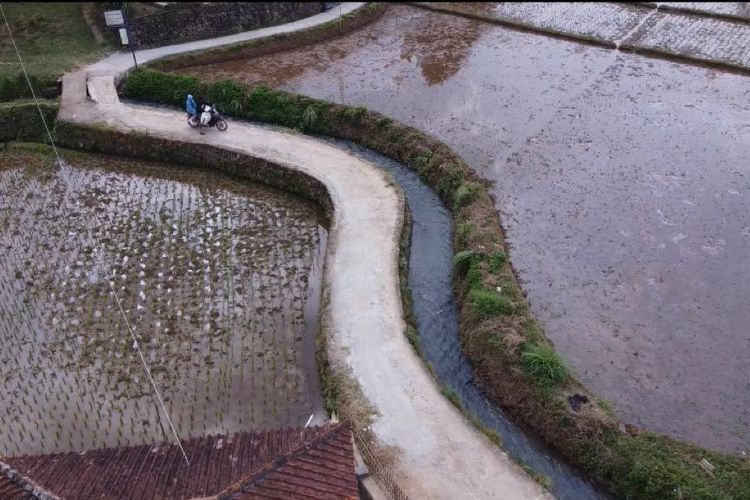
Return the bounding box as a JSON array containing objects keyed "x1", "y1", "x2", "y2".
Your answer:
[{"x1": 187, "y1": 94, "x2": 193, "y2": 99}]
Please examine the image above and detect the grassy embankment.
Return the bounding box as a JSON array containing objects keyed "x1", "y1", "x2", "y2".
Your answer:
[
  {"x1": 0, "y1": 2, "x2": 110, "y2": 101},
  {"x1": 120, "y1": 66, "x2": 750, "y2": 500}
]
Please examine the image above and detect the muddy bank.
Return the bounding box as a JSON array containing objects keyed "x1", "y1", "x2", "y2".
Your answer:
[
  {"x1": 175, "y1": 4, "x2": 750, "y2": 453},
  {"x1": 0, "y1": 145, "x2": 326, "y2": 455}
]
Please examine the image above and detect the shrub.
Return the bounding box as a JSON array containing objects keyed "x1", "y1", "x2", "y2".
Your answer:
[
  {"x1": 301, "y1": 105, "x2": 318, "y2": 130},
  {"x1": 413, "y1": 151, "x2": 433, "y2": 168},
  {"x1": 452, "y1": 250, "x2": 477, "y2": 271},
  {"x1": 455, "y1": 222, "x2": 475, "y2": 249},
  {"x1": 123, "y1": 67, "x2": 200, "y2": 105},
  {"x1": 488, "y1": 251, "x2": 506, "y2": 273},
  {"x1": 206, "y1": 79, "x2": 246, "y2": 112},
  {"x1": 0, "y1": 73, "x2": 58, "y2": 102},
  {"x1": 452, "y1": 182, "x2": 480, "y2": 211},
  {"x1": 469, "y1": 289, "x2": 512, "y2": 317},
  {"x1": 466, "y1": 266, "x2": 483, "y2": 291},
  {"x1": 0, "y1": 100, "x2": 57, "y2": 142},
  {"x1": 342, "y1": 106, "x2": 366, "y2": 123},
  {"x1": 375, "y1": 116, "x2": 392, "y2": 129},
  {"x1": 521, "y1": 343, "x2": 567, "y2": 388}
]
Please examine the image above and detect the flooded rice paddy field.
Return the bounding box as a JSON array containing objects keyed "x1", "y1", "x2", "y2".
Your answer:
[
  {"x1": 0, "y1": 146, "x2": 326, "y2": 456},
  {"x1": 179, "y1": 4, "x2": 750, "y2": 453}
]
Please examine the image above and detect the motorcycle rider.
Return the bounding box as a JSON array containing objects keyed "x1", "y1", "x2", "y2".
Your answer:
[{"x1": 185, "y1": 94, "x2": 198, "y2": 124}]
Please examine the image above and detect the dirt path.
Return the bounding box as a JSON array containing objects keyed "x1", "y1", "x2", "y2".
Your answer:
[{"x1": 81, "y1": 3, "x2": 105, "y2": 45}]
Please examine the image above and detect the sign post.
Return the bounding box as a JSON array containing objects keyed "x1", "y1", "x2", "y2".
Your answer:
[{"x1": 104, "y1": 8, "x2": 138, "y2": 69}]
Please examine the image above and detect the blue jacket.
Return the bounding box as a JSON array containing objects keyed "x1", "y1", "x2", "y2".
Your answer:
[{"x1": 186, "y1": 94, "x2": 197, "y2": 115}]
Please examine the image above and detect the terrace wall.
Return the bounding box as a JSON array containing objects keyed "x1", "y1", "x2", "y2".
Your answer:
[
  {"x1": 0, "y1": 100, "x2": 57, "y2": 143},
  {"x1": 128, "y1": 2, "x2": 323, "y2": 49}
]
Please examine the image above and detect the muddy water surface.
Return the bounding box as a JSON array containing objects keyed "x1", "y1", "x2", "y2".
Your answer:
[
  {"x1": 180, "y1": 4, "x2": 750, "y2": 453},
  {"x1": 0, "y1": 147, "x2": 326, "y2": 456}
]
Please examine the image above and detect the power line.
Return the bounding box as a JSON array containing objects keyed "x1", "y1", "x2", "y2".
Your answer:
[{"x1": 0, "y1": 2, "x2": 189, "y2": 466}]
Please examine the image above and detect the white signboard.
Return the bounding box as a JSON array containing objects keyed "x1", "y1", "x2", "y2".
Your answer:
[
  {"x1": 104, "y1": 10, "x2": 125, "y2": 27},
  {"x1": 119, "y1": 28, "x2": 129, "y2": 45}
]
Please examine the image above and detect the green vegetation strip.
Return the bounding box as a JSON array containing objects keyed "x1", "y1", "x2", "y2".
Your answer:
[
  {"x1": 120, "y1": 67, "x2": 749, "y2": 499},
  {"x1": 0, "y1": 99, "x2": 57, "y2": 142},
  {"x1": 0, "y1": 2, "x2": 110, "y2": 102}
]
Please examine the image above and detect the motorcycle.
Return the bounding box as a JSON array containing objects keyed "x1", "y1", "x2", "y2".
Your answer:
[{"x1": 187, "y1": 104, "x2": 228, "y2": 131}]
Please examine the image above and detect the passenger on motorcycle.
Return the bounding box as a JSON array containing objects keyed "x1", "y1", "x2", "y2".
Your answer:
[{"x1": 200, "y1": 104, "x2": 214, "y2": 127}]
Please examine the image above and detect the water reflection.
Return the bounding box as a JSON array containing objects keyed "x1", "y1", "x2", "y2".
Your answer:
[{"x1": 400, "y1": 3, "x2": 492, "y2": 86}]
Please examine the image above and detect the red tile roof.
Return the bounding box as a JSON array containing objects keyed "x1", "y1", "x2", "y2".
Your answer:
[
  {"x1": 220, "y1": 423, "x2": 358, "y2": 499},
  {"x1": 0, "y1": 470, "x2": 32, "y2": 500},
  {"x1": 1, "y1": 423, "x2": 357, "y2": 500},
  {"x1": 0, "y1": 462, "x2": 59, "y2": 499}
]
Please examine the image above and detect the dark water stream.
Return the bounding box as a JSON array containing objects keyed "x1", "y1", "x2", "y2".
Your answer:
[{"x1": 322, "y1": 138, "x2": 606, "y2": 499}]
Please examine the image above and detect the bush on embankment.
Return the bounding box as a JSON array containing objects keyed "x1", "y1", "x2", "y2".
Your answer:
[
  {"x1": 0, "y1": 73, "x2": 60, "y2": 102},
  {"x1": 120, "y1": 67, "x2": 750, "y2": 499},
  {"x1": 0, "y1": 99, "x2": 57, "y2": 142}
]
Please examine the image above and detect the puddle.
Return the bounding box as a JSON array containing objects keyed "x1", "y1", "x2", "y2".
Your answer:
[
  {"x1": 176, "y1": 4, "x2": 750, "y2": 454},
  {"x1": 0, "y1": 148, "x2": 326, "y2": 456}
]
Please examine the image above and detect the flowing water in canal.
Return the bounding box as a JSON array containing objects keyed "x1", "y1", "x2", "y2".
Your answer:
[
  {"x1": 326, "y1": 138, "x2": 604, "y2": 498},
  {"x1": 179, "y1": 4, "x2": 750, "y2": 455},
  {"x1": 0, "y1": 146, "x2": 326, "y2": 456}
]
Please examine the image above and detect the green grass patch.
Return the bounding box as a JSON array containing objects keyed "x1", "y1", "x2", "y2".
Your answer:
[
  {"x1": 597, "y1": 398, "x2": 616, "y2": 419},
  {"x1": 452, "y1": 182, "x2": 480, "y2": 211},
  {"x1": 469, "y1": 289, "x2": 512, "y2": 317},
  {"x1": 455, "y1": 222, "x2": 475, "y2": 249},
  {"x1": 452, "y1": 249, "x2": 478, "y2": 271},
  {"x1": 301, "y1": 105, "x2": 318, "y2": 129},
  {"x1": 466, "y1": 266, "x2": 483, "y2": 291},
  {"x1": 0, "y1": 99, "x2": 57, "y2": 141},
  {"x1": 0, "y1": 2, "x2": 110, "y2": 101},
  {"x1": 601, "y1": 432, "x2": 750, "y2": 499},
  {"x1": 488, "y1": 250, "x2": 506, "y2": 273},
  {"x1": 521, "y1": 343, "x2": 567, "y2": 388}
]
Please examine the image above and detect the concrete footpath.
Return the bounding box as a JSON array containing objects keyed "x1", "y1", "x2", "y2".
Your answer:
[
  {"x1": 57, "y1": 5, "x2": 551, "y2": 499},
  {"x1": 86, "y1": 3, "x2": 366, "y2": 78}
]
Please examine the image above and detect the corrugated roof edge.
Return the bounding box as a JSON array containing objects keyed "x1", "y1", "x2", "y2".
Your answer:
[
  {"x1": 0, "y1": 460, "x2": 61, "y2": 500},
  {"x1": 215, "y1": 422, "x2": 354, "y2": 499}
]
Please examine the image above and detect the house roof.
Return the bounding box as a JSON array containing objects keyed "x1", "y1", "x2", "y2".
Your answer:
[
  {"x1": 1, "y1": 423, "x2": 357, "y2": 499},
  {"x1": 0, "y1": 469, "x2": 32, "y2": 500}
]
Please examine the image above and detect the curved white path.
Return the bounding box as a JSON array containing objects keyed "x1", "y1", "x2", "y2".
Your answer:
[{"x1": 55, "y1": 6, "x2": 551, "y2": 498}]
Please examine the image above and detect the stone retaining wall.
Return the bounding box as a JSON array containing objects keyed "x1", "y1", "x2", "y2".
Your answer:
[
  {"x1": 129, "y1": 2, "x2": 322, "y2": 49},
  {"x1": 53, "y1": 120, "x2": 333, "y2": 224}
]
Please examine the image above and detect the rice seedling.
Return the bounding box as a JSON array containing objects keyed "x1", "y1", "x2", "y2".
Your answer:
[{"x1": 0, "y1": 147, "x2": 327, "y2": 455}]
